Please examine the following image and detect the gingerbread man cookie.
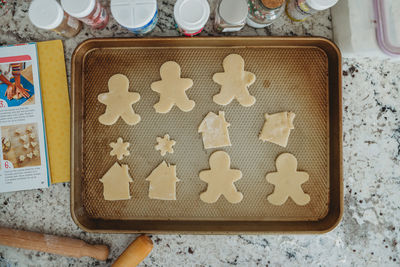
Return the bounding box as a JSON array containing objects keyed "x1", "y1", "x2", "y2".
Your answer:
[
  {"x1": 151, "y1": 61, "x2": 195, "y2": 113},
  {"x1": 199, "y1": 151, "x2": 243, "y2": 204},
  {"x1": 266, "y1": 153, "x2": 310, "y2": 206},
  {"x1": 109, "y1": 137, "x2": 130, "y2": 160},
  {"x1": 213, "y1": 54, "x2": 256, "y2": 107},
  {"x1": 98, "y1": 74, "x2": 141, "y2": 125}
]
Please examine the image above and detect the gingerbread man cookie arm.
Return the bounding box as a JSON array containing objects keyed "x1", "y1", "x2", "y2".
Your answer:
[
  {"x1": 150, "y1": 80, "x2": 163, "y2": 93},
  {"x1": 128, "y1": 92, "x2": 141, "y2": 103},
  {"x1": 296, "y1": 171, "x2": 309, "y2": 184},
  {"x1": 212, "y1": 72, "x2": 226, "y2": 85},
  {"x1": 97, "y1": 93, "x2": 110, "y2": 104},
  {"x1": 265, "y1": 172, "x2": 280, "y2": 185},
  {"x1": 230, "y1": 169, "x2": 243, "y2": 182},
  {"x1": 199, "y1": 170, "x2": 212, "y2": 183},
  {"x1": 244, "y1": 71, "x2": 256, "y2": 85}
]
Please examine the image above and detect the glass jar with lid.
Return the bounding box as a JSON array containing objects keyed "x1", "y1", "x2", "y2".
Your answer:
[
  {"x1": 214, "y1": 0, "x2": 248, "y2": 33},
  {"x1": 247, "y1": 0, "x2": 285, "y2": 28}
]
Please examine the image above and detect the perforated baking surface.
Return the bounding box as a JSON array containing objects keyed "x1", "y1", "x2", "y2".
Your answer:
[{"x1": 78, "y1": 44, "x2": 329, "y2": 222}]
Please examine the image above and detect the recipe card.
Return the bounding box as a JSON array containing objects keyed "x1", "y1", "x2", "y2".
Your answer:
[{"x1": 0, "y1": 43, "x2": 50, "y2": 193}]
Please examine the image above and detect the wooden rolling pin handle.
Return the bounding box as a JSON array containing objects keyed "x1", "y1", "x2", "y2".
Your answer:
[
  {"x1": 112, "y1": 235, "x2": 153, "y2": 267},
  {"x1": 0, "y1": 227, "x2": 109, "y2": 261}
]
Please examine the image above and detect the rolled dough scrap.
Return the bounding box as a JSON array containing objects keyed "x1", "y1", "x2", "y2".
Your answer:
[
  {"x1": 2, "y1": 137, "x2": 11, "y2": 152},
  {"x1": 151, "y1": 61, "x2": 195, "y2": 113},
  {"x1": 266, "y1": 153, "x2": 310, "y2": 206},
  {"x1": 109, "y1": 137, "x2": 130, "y2": 160},
  {"x1": 99, "y1": 162, "x2": 133, "y2": 201},
  {"x1": 259, "y1": 111, "x2": 295, "y2": 147},
  {"x1": 98, "y1": 74, "x2": 141, "y2": 125},
  {"x1": 23, "y1": 143, "x2": 30, "y2": 150},
  {"x1": 26, "y1": 126, "x2": 33, "y2": 132},
  {"x1": 199, "y1": 151, "x2": 243, "y2": 204},
  {"x1": 20, "y1": 135, "x2": 28, "y2": 142},
  {"x1": 155, "y1": 134, "x2": 176, "y2": 156},
  {"x1": 26, "y1": 152, "x2": 33, "y2": 159},
  {"x1": 213, "y1": 54, "x2": 256, "y2": 107},
  {"x1": 146, "y1": 161, "x2": 180, "y2": 200},
  {"x1": 29, "y1": 133, "x2": 36, "y2": 140},
  {"x1": 198, "y1": 111, "x2": 231, "y2": 149},
  {"x1": 33, "y1": 149, "x2": 39, "y2": 157},
  {"x1": 31, "y1": 141, "x2": 37, "y2": 148},
  {"x1": 19, "y1": 155, "x2": 25, "y2": 162}
]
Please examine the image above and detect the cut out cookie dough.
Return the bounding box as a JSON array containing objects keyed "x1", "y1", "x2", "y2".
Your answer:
[
  {"x1": 199, "y1": 151, "x2": 243, "y2": 204},
  {"x1": 146, "y1": 161, "x2": 179, "y2": 200},
  {"x1": 29, "y1": 133, "x2": 36, "y2": 140},
  {"x1": 23, "y1": 143, "x2": 30, "y2": 150},
  {"x1": 266, "y1": 153, "x2": 310, "y2": 206},
  {"x1": 155, "y1": 134, "x2": 176, "y2": 156},
  {"x1": 98, "y1": 74, "x2": 141, "y2": 126},
  {"x1": 151, "y1": 61, "x2": 195, "y2": 113},
  {"x1": 198, "y1": 111, "x2": 231, "y2": 149},
  {"x1": 31, "y1": 141, "x2": 37, "y2": 148},
  {"x1": 2, "y1": 137, "x2": 11, "y2": 152},
  {"x1": 109, "y1": 137, "x2": 130, "y2": 160},
  {"x1": 20, "y1": 135, "x2": 28, "y2": 143},
  {"x1": 213, "y1": 54, "x2": 256, "y2": 107},
  {"x1": 259, "y1": 111, "x2": 295, "y2": 147},
  {"x1": 33, "y1": 149, "x2": 39, "y2": 157},
  {"x1": 26, "y1": 152, "x2": 33, "y2": 159},
  {"x1": 99, "y1": 162, "x2": 133, "y2": 201},
  {"x1": 19, "y1": 155, "x2": 25, "y2": 163},
  {"x1": 26, "y1": 126, "x2": 33, "y2": 132},
  {"x1": 15, "y1": 129, "x2": 23, "y2": 135}
]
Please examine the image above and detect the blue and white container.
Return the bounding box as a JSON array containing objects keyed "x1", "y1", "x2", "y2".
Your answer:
[{"x1": 111, "y1": 0, "x2": 158, "y2": 34}]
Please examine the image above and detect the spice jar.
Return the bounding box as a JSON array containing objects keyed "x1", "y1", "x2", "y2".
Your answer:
[
  {"x1": 174, "y1": 0, "x2": 210, "y2": 37},
  {"x1": 214, "y1": 0, "x2": 248, "y2": 33},
  {"x1": 111, "y1": 0, "x2": 158, "y2": 35},
  {"x1": 286, "y1": 0, "x2": 338, "y2": 21},
  {"x1": 29, "y1": 0, "x2": 82, "y2": 38},
  {"x1": 247, "y1": 0, "x2": 285, "y2": 28},
  {"x1": 61, "y1": 0, "x2": 109, "y2": 29}
]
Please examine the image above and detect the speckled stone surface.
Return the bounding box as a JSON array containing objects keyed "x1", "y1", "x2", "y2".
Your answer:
[{"x1": 0, "y1": 0, "x2": 399, "y2": 266}]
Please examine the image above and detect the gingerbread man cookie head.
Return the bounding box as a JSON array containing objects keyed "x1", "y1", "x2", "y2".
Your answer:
[
  {"x1": 209, "y1": 151, "x2": 230, "y2": 170},
  {"x1": 223, "y1": 54, "x2": 245, "y2": 73},
  {"x1": 276, "y1": 153, "x2": 297, "y2": 173},
  {"x1": 160, "y1": 61, "x2": 181, "y2": 80},
  {"x1": 108, "y1": 74, "x2": 129, "y2": 93}
]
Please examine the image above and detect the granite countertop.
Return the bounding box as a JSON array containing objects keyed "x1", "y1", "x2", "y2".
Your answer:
[{"x1": 0, "y1": 0, "x2": 399, "y2": 266}]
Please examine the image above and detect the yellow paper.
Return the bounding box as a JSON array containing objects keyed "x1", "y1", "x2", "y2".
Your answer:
[{"x1": 37, "y1": 40, "x2": 70, "y2": 183}]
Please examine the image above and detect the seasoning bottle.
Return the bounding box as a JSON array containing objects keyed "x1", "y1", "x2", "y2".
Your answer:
[
  {"x1": 60, "y1": 0, "x2": 109, "y2": 29},
  {"x1": 247, "y1": 0, "x2": 285, "y2": 28},
  {"x1": 214, "y1": 0, "x2": 248, "y2": 33},
  {"x1": 286, "y1": 0, "x2": 338, "y2": 21},
  {"x1": 111, "y1": 0, "x2": 158, "y2": 35},
  {"x1": 29, "y1": 0, "x2": 82, "y2": 38},
  {"x1": 174, "y1": 0, "x2": 210, "y2": 37}
]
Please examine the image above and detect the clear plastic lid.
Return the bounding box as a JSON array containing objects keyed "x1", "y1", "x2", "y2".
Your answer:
[{"x1": 374, "y1": 0, "x2": 400, "y2": 56}]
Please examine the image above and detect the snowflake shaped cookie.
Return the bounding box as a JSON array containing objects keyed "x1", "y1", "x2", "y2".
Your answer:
[
  {"x1": 109, "y1": 137, "x2": 130, "y2": 160},
  {"x1": 155, "y1": 134, "x2": 176, "y2": 156}
]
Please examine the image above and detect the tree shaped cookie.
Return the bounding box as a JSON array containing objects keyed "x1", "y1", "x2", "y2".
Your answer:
[
  {"x1": 109, "y1": 137, "x2": 130, "y2": 160},
  {"x1": 98, "y1": 74, "x2": 141, "y2": 125},
  {"x1": 213, "y1": 54, "x2": 256, "y2": 107},
  {"x1": 266, "y1": 153, "x2": 310, "y2": 206},
  {"x1": 151, "y1": 61, "x2": 195, "y2": 113},
  {"x1": 259, "y1": 111, "x2": 295, "y2": 147},
  {"x1": 155, "y1": 134, "x2": 176, "y2": 156},
  {"x1": 199, "y1": 151, "x2": 243, "y2": 204}
]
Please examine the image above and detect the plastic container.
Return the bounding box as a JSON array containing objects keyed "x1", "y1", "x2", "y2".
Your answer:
[
  {"x1": 174, "y1": 0, "x2": 210, "y2": 37},
  {"x1": 29, "y1": 0, "x2": 82, "y2": 38},
  {"x1": 374, "y1": 0, "x2": 400, "y2": 57},
  {"x1": 61, "y1": 0, "x2": 109, "y2": 29},
  {"x1": 111, "y1": 0, "x2": 158, "y2": 35},
  {"x1": 214, "y1": 0, "x2": 248, "y2": 33},
  {"x1": 246, "y1": 0, "x2": 285, "y2": 28},
  {"x1": 286, "y1": 0, "x2": 338, "y2": 21}
]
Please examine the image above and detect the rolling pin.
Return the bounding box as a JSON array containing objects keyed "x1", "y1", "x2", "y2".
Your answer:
[
  {"x1": 112, "y1": 235, "x2": 153, "y2": 267},
  {"x1": 0, "y1": 227, "x2": 109, "y2": 260}
]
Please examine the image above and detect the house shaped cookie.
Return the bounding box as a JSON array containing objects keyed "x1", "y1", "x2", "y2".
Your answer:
[
  {"x1": 259, "y1": 111, "x2": 295, "y2": 147},
  {"x1": 99, "y1": 162, "x2": 133, "y2": 201},
  {"x1": 198, "y1": 111, "x2": 231, "y2": 149},
  {"x1": 146, "y1": 161, "x2": 180, "y2": 200}
]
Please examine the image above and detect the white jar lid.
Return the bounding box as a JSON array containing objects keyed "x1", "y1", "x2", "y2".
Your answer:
[
  {"x1": 61, "y1": 0, "x2": 96, "y2": 18},
  {"x1": 307, "y1": 0, "x2": 338, "y2": 10},
  {"x1": 219, "y1": 0, "x2": 248, "y2": 25},
  {"x1": 111, "y1": 0, "x2": 157, "y2": 29},
  {"x1": 29, "y1": 0, "x2": 64, "y2": 30},
  {"x1": 174, "y1": 0, "x2": 210, "y2": 31}
]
